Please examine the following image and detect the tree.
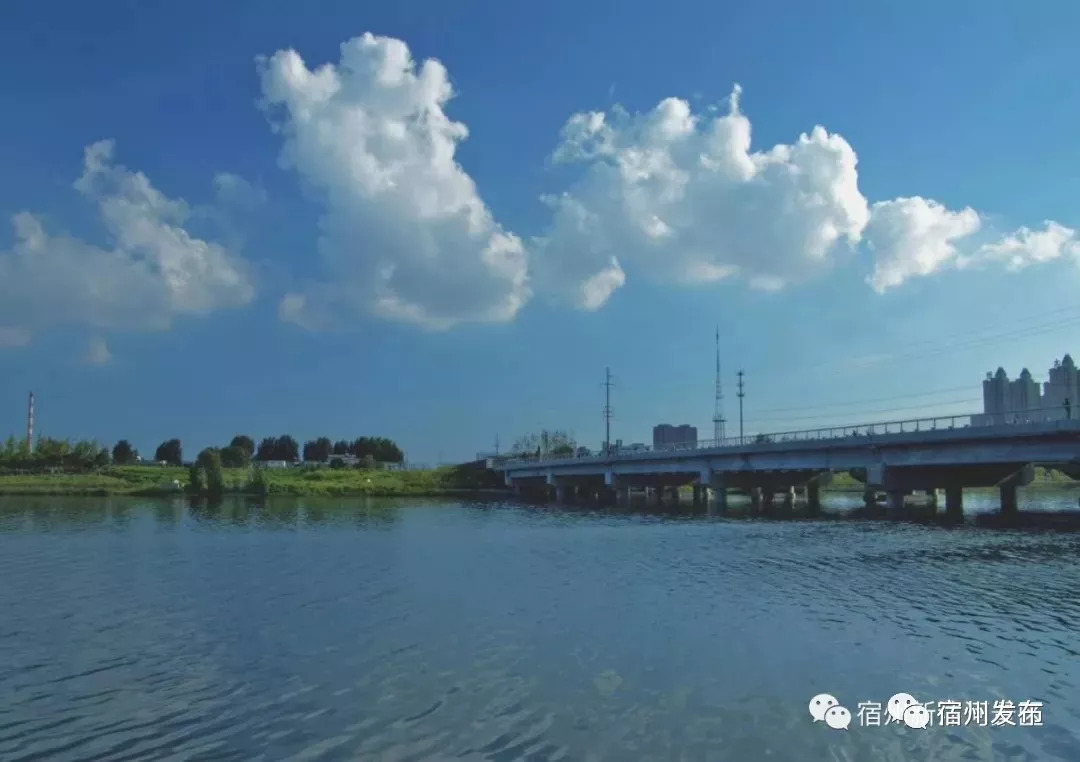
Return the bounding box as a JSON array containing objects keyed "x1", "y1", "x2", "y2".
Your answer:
[
  {"x1": 255, "y1": 437, "x2": 278, "y2": 461},
  {"x1": 303, "y1": 437, "x2": 332, "y2": 462},
  {"x1": 155, "y1": 438, "x2": 183, "y2": 465},
  {"x1": 229, "y1": 435, "x2": 255, "y2": 460},
  {"x1": 512, "y1": 429, "x2": 575, "y2": 457},
  {"x1": 194, "y1": 447, "x2": 225, "y2": 496},
  {"x1": 112, "y1": 440, "x2": 137, "y2": 465},
  {"x1": 277, "y1": 435, "x2": 299, "y2": 462},
  {"x1": 349, "y1": 436, "x2": 404, "y2": 463},
  {"x1": 332, "y1": 440, "x2": 351, "y2": 455},
  {"x1": 220, "y1": 445, "x2": 248, "y2": 468},
  {"x1": 361, "y1": 454, "x2": 376, "y2": 470},
  {"x1": 255, "y1": 435, "x2": 300, "y2": 462}
]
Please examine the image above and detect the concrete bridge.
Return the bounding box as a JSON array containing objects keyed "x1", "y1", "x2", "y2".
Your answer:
[{"x1": 494, "y1": 410, "x2": 1080, "y2": 519}]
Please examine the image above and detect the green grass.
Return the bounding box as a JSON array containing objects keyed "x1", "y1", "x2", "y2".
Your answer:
[{"x1": 0, "y1": 464, "x2": 505, "y2": 497}]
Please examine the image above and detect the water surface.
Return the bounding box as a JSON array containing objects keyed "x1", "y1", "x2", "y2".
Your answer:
[{"x1": 1, "y1": 495, "x2": 1079, "y2": 761}]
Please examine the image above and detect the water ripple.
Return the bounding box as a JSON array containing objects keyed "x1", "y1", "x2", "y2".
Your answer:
[{"x1": 1, "y1": 496, "x2": 1079, "y2": 759}]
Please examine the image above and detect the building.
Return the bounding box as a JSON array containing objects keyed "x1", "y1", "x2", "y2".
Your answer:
[
  {"x1": 975, "y1": 354, "x2": 1078, "y2": 425},
  {"x1": 653, "y1": 423, "x2": 698, "y2": 449}
]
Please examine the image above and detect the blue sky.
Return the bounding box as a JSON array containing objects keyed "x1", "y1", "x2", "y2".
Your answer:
[{"x1": 2, "y1": 0, "x2": 1080, "y2": 463}]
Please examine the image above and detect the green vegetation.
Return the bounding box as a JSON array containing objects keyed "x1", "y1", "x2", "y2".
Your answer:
[
  {"x1": 512, "y1": 429, "x2": 576, "y2": 457},
  {"x1": 0, "y1": 463, "x2": 505, "y2": 497}
]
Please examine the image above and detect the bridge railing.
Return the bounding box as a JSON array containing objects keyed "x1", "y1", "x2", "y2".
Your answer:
[{"x1": 498, "y1": 404, "x2": 1077, "y2": 466}]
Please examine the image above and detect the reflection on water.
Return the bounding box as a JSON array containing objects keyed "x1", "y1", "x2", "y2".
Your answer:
[{"x1": 1, "y1": 495, "x2": 1079, "y2": 761}]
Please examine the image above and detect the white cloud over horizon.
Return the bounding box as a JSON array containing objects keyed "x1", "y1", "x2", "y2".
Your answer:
[
  {"x1": 0, "y1": 140, "x2": 255, "y2": 348},
  {"x1": 534, "y1": 85, "x2": 871, "y2": 308},
  {"x1": 257, "y1": 33, "x2": 530, "y2": 331},
  {"x1": 5, "y1": 31, "x2": 1080, "y2": 347}
]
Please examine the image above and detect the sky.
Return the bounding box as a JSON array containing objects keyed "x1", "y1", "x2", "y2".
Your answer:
[{"x1": 2, "y1": 0, "x2": 1080, "y2": 464}]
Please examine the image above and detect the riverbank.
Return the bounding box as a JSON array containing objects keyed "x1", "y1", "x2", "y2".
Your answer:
[{"x1": 0, "y1": 465, "x2": 508, "y2": 497}]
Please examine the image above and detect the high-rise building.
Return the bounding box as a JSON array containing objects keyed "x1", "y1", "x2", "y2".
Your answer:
[
  {"x1": 1042, "y1": 354, "x2": 1079, "y2": 420},
  {"x1": 975, "y1": 354, "x2": 1078, "y2": 425},
  {"x1": 653, "y1": 424, "x2": 698, "y2": 449}
]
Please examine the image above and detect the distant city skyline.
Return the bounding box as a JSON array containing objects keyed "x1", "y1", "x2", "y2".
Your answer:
[{"x1": 977, "y1": 354, "x2": 1079, "y2": 425}]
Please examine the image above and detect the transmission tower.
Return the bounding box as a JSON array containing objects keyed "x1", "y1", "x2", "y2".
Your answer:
[
  {"x1": 712, "y1": 327, "x2": 726, "y2": 443},
  {"x1": 737, "y1": 370, "x2": 745, "y2": 444},
  {"x1": 603, "y1": 367, "x2": 615, "y2": 453}
]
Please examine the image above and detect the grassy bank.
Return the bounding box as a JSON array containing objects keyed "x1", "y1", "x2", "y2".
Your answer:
[{"x1": 0, "y1": 465, "x2": 507, "y2": 497}]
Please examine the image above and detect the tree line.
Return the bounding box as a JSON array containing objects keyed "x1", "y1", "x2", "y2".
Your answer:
[
  {"x1": 1, "y1": 431, "x2": 405, "y2": 473},
  {"x1": 511, "y1": 429, "x2": 576, "y2": 457}
]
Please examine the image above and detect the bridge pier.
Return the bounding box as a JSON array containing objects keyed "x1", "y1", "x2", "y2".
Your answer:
[
  {"x1": 886, "y1": 491, "x2": 906, "y2": 519},
  {"x1": 749, "y1": 487, "x2": 763, "y2": 513},
  {"x1": 945, "y1": 486, "x2": 963, "y2": 520},
  {"x1": 782, "y1": 486, "x2": 795, "y2": 511},
  {"x1": 554, "y1": 485, "x2": 567, "y2": 503},
  {"x1": 1000, "y1": 483, "x2": 1018, "y2": 516},
  {"x1": 709, "y1": 475, "x2": 728, "y2": 515},
  {"x1": 651, "y1": 486, "x2": 663, "y2": 506},
  {"x1": 807, "y1": 482, "x2": 821, "y2": 515},
  {"x1": 692, "y1": 485, "x2": 703, "y2": 507}
]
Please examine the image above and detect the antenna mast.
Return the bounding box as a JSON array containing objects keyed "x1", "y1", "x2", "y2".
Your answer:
[
  {"x1": 736, "y1": 370, "x2": 745, "y2": 444},
  {"x1": 26, "y1": 391, "x2": 34, "y2": 453},
  {"x1": 712, "y1": 327, "x2": 726, "y2": 443},
  {"x1": 603, "y1": 367, "x2": 615, "y2": 453}
]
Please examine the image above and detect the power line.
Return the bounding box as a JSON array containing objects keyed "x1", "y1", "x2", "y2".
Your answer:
[
  {"x1": 750, "y1": 383, "x2": 975, "y2": 415},
  {"x1": 748, "y1": 396, "x2": 982, "y2": 424}
]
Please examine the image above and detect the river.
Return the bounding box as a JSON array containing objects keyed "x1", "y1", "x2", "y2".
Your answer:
[{"x1": 1, "y1": 494, "x2": 1079, "y2": 761}]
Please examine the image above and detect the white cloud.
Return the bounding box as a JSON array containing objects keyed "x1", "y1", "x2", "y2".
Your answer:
[
  {"x1": 533, "y1": 85, "x2": 871, "y2": 308},
  {"x1": 865, "y1": 197, "x2": 981, "y2": 293},
  {"x1": 967, "y1": 220, "x2": 1080, "y2": 271},
  {"x1": 0, "y1": 141, "x2": 255, "y2": 346},
  {"x1": 257, "y1": 33, "x2": 530, "y2": 331},
  {"x1": 84, "y1": 336, "x2": 112, "y2": 365},
  {"x1": 213, "y1": 172, "x2": 268, "y2": 210}
]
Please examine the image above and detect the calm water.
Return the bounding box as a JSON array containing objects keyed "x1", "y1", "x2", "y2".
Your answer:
[{"x1": 1, "y1": 494, "x2": 1079, "y2": 761}]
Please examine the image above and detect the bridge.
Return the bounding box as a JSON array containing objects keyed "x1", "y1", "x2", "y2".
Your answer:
[{"x1": 493, "y1": 409, "x2": 1080, "y2": 519}]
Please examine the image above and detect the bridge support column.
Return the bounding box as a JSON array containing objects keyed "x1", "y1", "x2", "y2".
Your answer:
[
  {"x1": 760, "y1": 489, "x2": 774, "y2": 514},
  {"x1": 554, "y1": 485, "x2": 567, "y2": 503},
  {"x1": 863, "y1": 489, "x2": 877, "y2": 512},
  {"x1": 692, "y1": 485, "x2": 703, "y2": 507},
  {"x1": 944, "y1": 486, "x2": 963, "y2": 520},
  {"x1": 782, "y1": 486, "x2": 795, "y2": 510},
  {"x1": 617, "y1": 486, "x2": 630, "y2": 507},
  {"x1": 807, "y1": 483, "x2": 822, "y2": 516},
  {"x1": 651, "y1": 486, "x2": 663, "y2": 506},
  {"x1": 885, "y1": 491, "x2": 906, "y2": 520},
  {"x1": 709, "y1": 475, "x2": 728, "y2": 515},
  {"x1": 999, "y1": 483, "x2": 1018, "y2": 516},
  {"x1": 749, "y1": 487, "x2": 763, "y2": 513}
]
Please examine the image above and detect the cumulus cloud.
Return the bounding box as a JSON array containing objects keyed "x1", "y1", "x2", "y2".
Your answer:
[
  {"x1": 865, "y1": 197, "x2": 981, "y2": 293},
  {"x1": 968, "y1": 220, "x2": 1080, "y2": 271},
  {"x1": 866, "y1": 204, "x2": 1080, "y2": 291},
  {"x1": 533, "y1": 85, "x2": 871, "y2": 308},
  {"x1": 0, "y1": 141, "x2": 255, "y2": 346},
  {"x1": 257, "y1": 33, "x2": 530, "y2": 331}
]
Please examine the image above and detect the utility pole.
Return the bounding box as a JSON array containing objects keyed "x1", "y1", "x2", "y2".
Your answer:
[
  {"x1": 736, "y1": 370, "x2": 745, "y2": 444},
  {"x1": 603, "y1": 367, "x2": 615, "y2": 454},
  {"x1": 713, "y1": 327, "x2": 726, "y2": 444},
  {"x1": 494, "y1": 433, "x2": 500, "y2": 456}
]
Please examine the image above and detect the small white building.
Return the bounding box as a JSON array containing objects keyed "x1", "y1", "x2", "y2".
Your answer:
[{"x1": 263, "y1": 460, "x2": 292, "y2": 469}]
